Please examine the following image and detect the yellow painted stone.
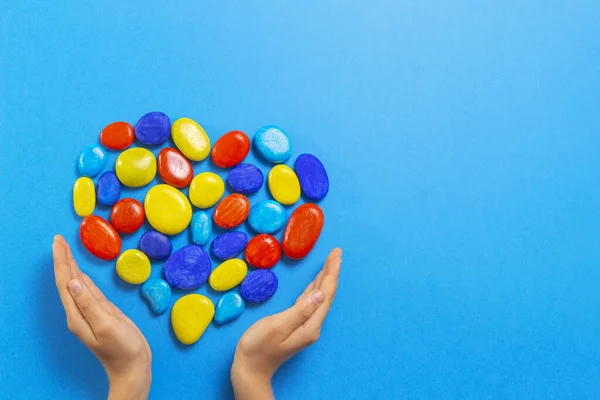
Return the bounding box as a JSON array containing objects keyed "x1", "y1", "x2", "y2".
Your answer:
[
  {"x1": 73, "y1": 177, "x2": 96, "y2": 217},
  {"x1": 172, "y1": 118, "x2": 211, "y2": 161},
  {"x1": 189, "y1": 172, "x2": 224, "y2": 208},
  {"x1": 171, "y1": 294, "x2": 214, "y2": 345},
  {"x1": 116, "y1": 249, "x2": 151, "y2": 284},
  {"x1": 268, "y1": 165, "x2": 301, "y2": 205},
  {"x1": 209, "y1": 259, "x2": 248, "y2": 291},
  {"x1": 115, "y1": 148, "x2": 157, "y2": 187},
  {"x1": 144, "y1": 184, "x2": 192, "y2": 235}
]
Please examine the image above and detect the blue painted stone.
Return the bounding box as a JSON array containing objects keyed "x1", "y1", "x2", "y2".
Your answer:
[
  {"x1": 141, "y1": 278, "x2": 172, "y2": 314},
  {"x1": 248, "y1": 200, "x2": 287, "y2": 234},
  {"x1": 78, "y1": 145, "x2": 106, "y2": 177},
  {"x1": 253, "y1": 125, "x2": 292, "y2": 163},
  {"x1": 134, "y1": 111, "x2": 171, "y2": 146},
  {"x1": 214, "y1": 292, "x2": 245, "y2": 324},
  {"x1": 164, "y1": 245, "x2": 211, "y2": 290},
  {"x1": 227, "y1": 163, "x2": 264, "y2": 194},
  {"x1": 211, "y1": 231, "x2": 248, "y2": 260},
  {"x1": 191, "y1": 211, "x2": 212, "y2": 246},
  {"x1": 294, "y1": 153, "x2": 329, "y2": 200},
  {"x1": 139, "y1": 230, "x2": 172, "y2": 260},
  {"x1": 240, "y1": 269, "x2": 278, "y2": 303},
  {"x1": 96, "y1": 171, "x2": 121, "y2": 206}
]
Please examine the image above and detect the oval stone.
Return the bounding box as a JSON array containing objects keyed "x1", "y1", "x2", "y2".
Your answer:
[
  {"x1": 110, "y1": 198, "x2": 145, "y2": 234},
  {"x1": 268, "y1": 165, "x2": 301, "y2": 205},
  {"x1": 96, "y1": 171, "x2": 121, "y2": 206},
  {"x1": 80, "y1": 215, "x2": 122, "y2": 260},
  {"x1": 157, "y1": 147, "x2": 193, "y2": 188},
  {"x1": 294, "y1": 153, "x2": 329, "y2": 200},
  {"x1": 213, "y1": 194, "x2": 250, "y2": 229},
  {"x1": 240, "y1": 269, "x2": 278, "y2": 303},
  {"x1": 115, "y1": 148, "x2": 157, "y2": 187},
  {"x1": 144, "y1": 184, "x2": 192, "y2": 235},
  {"x1": 214, "y1": 292, "x2": 245, "y2": 324},
  {"x1": 211, "y1": 231, "x2": 248, "y2": 260},
  {"x1": 139, "y1": 230, "x2": 172, "y2": 260},
  {"x1": 248, "y1": 200, "x2": 286, "y2": 234},
  {"x1": 191, "y1": 211, "x2": 212, "y2": 246},
  {"x1": 209, "y1": 259, "x2": 248, "y2": 291},
  {"x1": 227, "y1": 163, "x2": 264, "y2": 194},
  {"x1": 282, "y1": 203, "x2": 324, "y2": 259},
  {"x1": 134, "y1": 111, "x2": 171, "y2": 146},
  {"x1": 78, "y1": 145, "x2": 106, "y2": 177},
  {"x1": 164, "y1": 245, "x2": 211, "y2": 290},
  {"x1": 172, "y1": 117, "x2": 211, "y2": 161},
  {"x1": 73, "y1": 177, "x2": 95, "y2": 217},
  {"x1": 189, "y1": 172, "x2": 224, "y2": 209},
  {"x1": 245, "y1": 234, "x2": 281, "y2": 269},
  {"x1": 171, "y1": 294, "x2": 214, "y2": 345},
  {"x1": 100, "y1": 121, "x2": 135, "y2": 150},
  {"x1": 211, "y1": 130, "x2": 250, "y2": 168},
  {"x1": 254, "y1": 125, "x2": 292, "y2": 163},
  {"x1": 141, "y1": 278, "x2": 172, "y2": 314},
  {"x1": 116, "y1": 249, "x2": 151, "y2": 284}
]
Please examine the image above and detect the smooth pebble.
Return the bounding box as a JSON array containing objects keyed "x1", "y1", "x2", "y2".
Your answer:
[
  {"x1": 282, "y1": 203, "x2": 324, "y2": 259},
  {"x1": 116, "y1": 249, "x2": 151, "y2": 284},
  {"x1": 78, "y1": 145, "x2": 106, "y2": 177},
  {"x1": 211, "y1": 231, "x2": 248, "y2": 260},
  {"x1": 164, "y1": 245, "x2": 211, "y2": 290},
  {"x1": 115, "y1": 148, "x2": 157, "y2": 187},
  {"x1": 248, "y1": 200, "x2": 286, "y2": 234},
  {"x1": 157, "y1": 147, "x2": 193, "y2": 188},
  {"x1": 294, "y1": 153, "x2": 329, "y2": 200},
  {"x1": 214, "y1": 292, "x2": 245, "y2": 324},
  {"x1": 73, "y1": 177, "x2": 95, "y2": 217},
  {"x1": 96, "y1": 171, "x2": 121, "y2": 206},
  {"x1": 141, "y1": 278, "x2": 172, "y2": 314},
  {"x1": 211, "y1": 130, "x2": 250, "y2": 168},
  {"x1": 139, "y1": 230, "x2": 172, "y2": 260},
  {"x1": 171, "y1": 294, "x2": 214, "y2": 345},
  {"x1": 100, "y1": 121, "x2": 135, "y2": 150},
  {"x1": 191, "y1": 211, "x2": 212, "y2": 246},
  {"x1": 80, "y1": 215, "x2": 122, "y2": 260},
  {"x1": 253, "y1": 125, "x2": 292, "y2": 163},
  {"x1": 240, "y1": 269, "x2": 278, "y2": 303},
  {"x1": 110, "y1": 198, "x2": 145, "y2": 234},
  {"x1": 226, "y1": 163, "x2": 264, "y2": 194},
  {"x1": 268, "y1": 165, "x2": 301, "y2": 205},
  {"x1": 189, "y1": 172, "x2": 224, "y2": 208},
  {"x1": 209, "y1": 259, "x2": 248, "y2": 291},
  {"x1": 213, "y1": 194, "x2": 250, "y2": 229},
  {"x1": 144, "y1": 184, "x2": 192, "y2": 235},
  {"x1": 171, "y1": 118, "x2": 210, "y2": 161},
  {"x1": 245, "y1": 234, "x2": 281, "y2": 269},
  {"x1": 134, "y1": 112, "x2": 171, "y2": 146}
]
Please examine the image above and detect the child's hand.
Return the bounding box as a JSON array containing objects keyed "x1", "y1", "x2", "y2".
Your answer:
[
  {"x1": 231, "y1": 248, "x2": 342, "y2": 400},
  {"x1": 52, "y1": 235, "x2": 152, "y2": 400}
]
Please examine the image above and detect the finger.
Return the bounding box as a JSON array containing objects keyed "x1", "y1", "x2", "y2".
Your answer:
[
  {"x1": 80, "y1": 273, "x2": 107, "y2": 301},
  {"x1": 53, "y1": 236, "x2": 86, "y2": 321},
  {"x1": 68, "y1": 278, "x2": 111, "y2": 337},
  {"x1": 297, "y1": 248, "x2": 341, "y2": 302},
  {"x1": 276, "y1": 290, "x2": 325, "y2": 339},
  {"x1": 315, "y1": 248, "x2": 342, "y2": 290}
]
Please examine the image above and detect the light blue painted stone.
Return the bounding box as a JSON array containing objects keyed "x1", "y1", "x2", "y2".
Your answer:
[
  {"x1": 214, "y1": 292, "x2": 245, "y2": 324},
  {"x1": 78, "y1": 145, "x2": 106, "y2": 177},
  {"x1": 253, "y1": 125, "x2": 292, "y2": 163},
  {"x1": 191, "y1": 211, "x2": 212, "y2": 246},
  {"x1": 248, "y1": 200, "x2": 287, "y2": 234},
  {"x1": 141, "y1": 278, "x2": 172, "y2": 314}
]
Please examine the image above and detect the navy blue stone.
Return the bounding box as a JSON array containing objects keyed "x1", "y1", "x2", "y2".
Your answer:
[
  {"x1": 227, "y1": 163, "x2": 264, "y2": 194},
  {"x1": 139, "y1": 231, "x2": 172, "y2": 260},
  {"x1": 294, "y1": 153, "x2": 329, "y2": 200},
  {"x1": 164, "y1": 245, "x2": 211, "y2": 290},
  {"x1": 134, "y1": 111, "x2": 171, "y2": 146},
  {"x1": 210, "y1": 231, "x2": 248, "y2": 260},
  {"x1": 240, "y1": 269, "x2": 278, "y2": 303},
  {"x1": 96, "y1": 171, "x2": 121, "y2": 206}
]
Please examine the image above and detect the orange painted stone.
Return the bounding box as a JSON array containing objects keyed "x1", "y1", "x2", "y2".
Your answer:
[
  {"x1": 110, "y1": 198, "x2": 145, "y2": 234},
  {"x1": 213, "y1": 194, "x2": 250, "y2": 229},
  {"x1": 282, "y1": 203, "x2": 324, "y2": 259},
  {"x1": 80, "y1": 215, "x2": 122, "y2": 260},
  {"x1": 245, "y1": 234, "x2": 281, "y2": 269},
  {"x1": 211, "y1": 130, "x2": 250, "y2": 168},
  {"x1": 157, "y1": 147, "x2": 193, "y2": 188},
  {"x1": 99, "y1": 122, "x2": 135, "y2": 151}
]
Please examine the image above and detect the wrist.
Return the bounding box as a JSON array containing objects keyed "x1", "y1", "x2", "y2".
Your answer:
[
  {"x1": 107, "y1": 366, "x2": 151, "y2": 400},
  {"x1": 231, "y1": 360, "x2": 273, "y2": 400}
]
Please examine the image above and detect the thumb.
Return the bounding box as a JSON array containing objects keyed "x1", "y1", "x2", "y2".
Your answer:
[
  {"x1": 68, "y1": 279, "x2": 110, "y2": 334},
  {"x1": 278, "y1": 290, "x2": 325, "y2": 336}
]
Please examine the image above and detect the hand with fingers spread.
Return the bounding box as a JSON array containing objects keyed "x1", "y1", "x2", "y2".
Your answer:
[
  {"x1": 52, "y1": 235, "x2": 152, "y2": 400},
  {"x1": 231, "y1": 248, "x2": 343, "y2": 400}
]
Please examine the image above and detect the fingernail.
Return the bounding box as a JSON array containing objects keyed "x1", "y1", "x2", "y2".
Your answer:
[
  {"x1": 69, "y1": 279, "x2": 82, "y2": 294},
  {"x1": 310, "y1": 291, "x2": 324, "y2": 305}
]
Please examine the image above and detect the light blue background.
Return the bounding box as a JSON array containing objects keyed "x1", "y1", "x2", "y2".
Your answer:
[{"x1": 1, "y1": 1, "x2": 599, "y2": 399}]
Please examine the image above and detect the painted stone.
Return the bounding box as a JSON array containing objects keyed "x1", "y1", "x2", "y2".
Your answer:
[
  {"x1": 141, "y1": 278, "x2": 172, "y2": 314},
  {"x1": 78, "y1": 145, "x2": 106, "y2": 177},
  {"x1": 240, "y1": 269, "x2": 278, "y2": 303},
  {"x1": 253, "y1": 125, "x2": 292, "y2": 163},
  {"x1": 211, "y1": 231, "x2": 248, "y2": 260},
  {"x1": 268, "y1": 165, "x2": 301, "y2": 205},
  {"x1": 248, "y1": 200, "x2": 286, "y2": 234},
  {"x1": 294, "y1": 153, "x2": 329, "y2": 200},
  {"x1": 134, "y1": 111, "x2": 171, "y2": 146},
  {"x1": 213, "y1": 194, "x2": 250, "y2": 229},
  {"x1": 171, "y1": 117, "x2": 211, "y2": 161},
  {"x1": 96, "y1": 171, "x2": 121, "y2": 206},
  {"x1": 80, "y1": 215, "x2": 122, "y2": 260},
  {"x1": 115, "y1": 148, "x2": 157, "y2": 187},
  {"x1": 144, "y1": 184, "x2": 192, "y2": 235},
  {"x1": 171, "y1": 294, "x2": 214, "y2": 345},
  {"x1": 211, "y1": 130, "x2": 250, "y2": 168},
  {"x1": 139, "y1": 230, "x2": 172, "y2": 260},
  {"x1": 164, "y1": 245, "x2": 211, "y2": 290},
  {"x1": 100, "y1": 121, "x2": 135, "y2": 150},
  {"x1": 116, "y1": 249, "x2": 151, "y2": 285},
  {"x1": 209, "y1": 259, "x2": 248, "y2": 291},
  {"x1": 191, "y1": 211, "x2": 211, "y2": 246},
  {"x1": 110, "y1": 198, "x2": 145, "y2": 234},
  {"x1": 214, "y1": 292, "x2": 245, "y2": 324},
  {"x1": 226, "y1": 163, "x2": 264, "y2": 194},
  {"x1": 189, "y1": 172, "x2": 224, "y2": 209},
  {"x1": 282, "y1": 203, "x2": 324, "y2": 259},
  {"x1": 157, "y1": 147, "x2": 193, "y2": 188},
  {"x1": 73, "y1": 177, "x2": 95, "y2": 217},
  {"x1": 245, "y1": 234, "x2": 281, "y2": 269}
]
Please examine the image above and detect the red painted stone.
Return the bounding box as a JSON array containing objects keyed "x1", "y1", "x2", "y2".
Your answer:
[
  {"x1": 110, "y1": 198, "x2": 145, "y2": 234},
  {"x1": 99, "y1": 122, "x2": 135, "y2": 151},
  {"x1": 245, "y1": 234, "x2": 281, "y2": 269},
  {"x1": 282, "y1": 203, "x2": 324, "y2": 259},
  {"x1": 211, "y1": 130, "x2": 250, "y2": 168},
  {"x1": 213, "y1": 194, "x2": 250, "y2": 229},
  {"x1": 157, "y1": 147, "x2": 193, "y2": 188},
  {"x1": 80, "y1": 215, "x2": 122, "y2": 260}
]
